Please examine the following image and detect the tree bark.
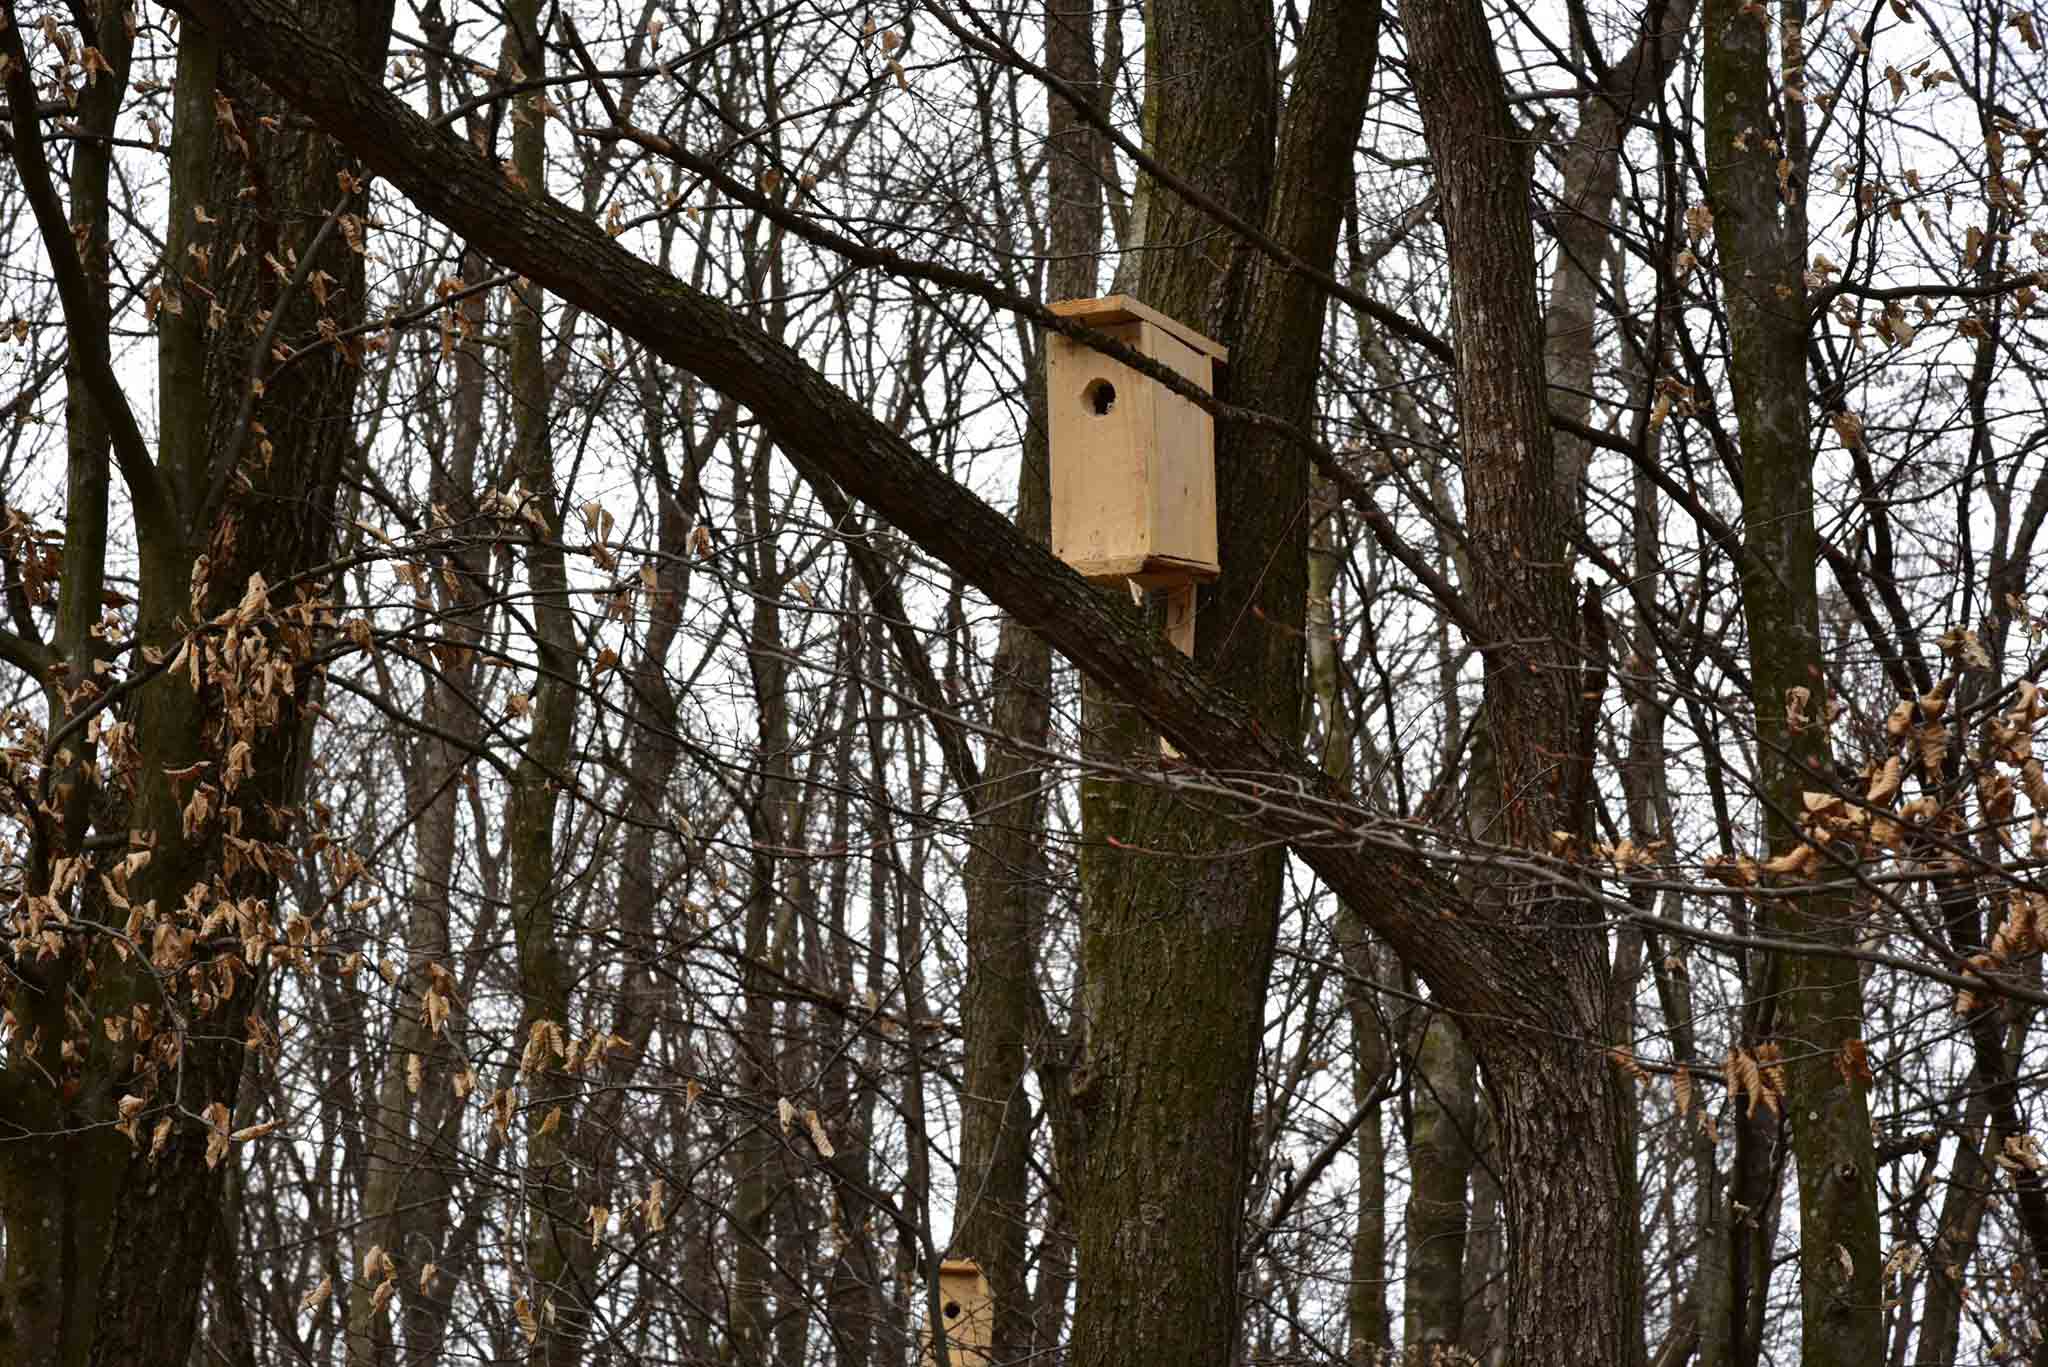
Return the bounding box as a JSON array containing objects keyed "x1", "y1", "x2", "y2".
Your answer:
[
  {"x1": 1700, "y1": 1, "x2": 1883, "y2": 1359},
  {"x1": 0, "y1": 1, "x2": 391, "y2": 1361},
  {"x1": 1406, "y1": 0, "x2": 1641, "y2": 1357},
  {"x1": 1067, "y1": 4, "x2": 1376, "y2": 1364}
]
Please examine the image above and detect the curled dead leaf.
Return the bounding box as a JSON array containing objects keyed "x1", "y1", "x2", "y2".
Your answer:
[
  {"x1": 1836, "y1": 1038, "x2": 1873, "y2": 1088},
  {"x1": 202, "y1": 1101, "x2": 232, "y2": 1170}
]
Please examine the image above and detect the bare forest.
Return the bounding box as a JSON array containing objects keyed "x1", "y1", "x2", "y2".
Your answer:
[{"x1": 1, "y1": 0, "x2": 2046, "y2": 1363}]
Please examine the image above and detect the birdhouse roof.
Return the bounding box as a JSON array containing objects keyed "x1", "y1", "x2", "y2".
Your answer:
[{"x1": 1047, "y1": 295, "x2": 1229, "y2": 364}]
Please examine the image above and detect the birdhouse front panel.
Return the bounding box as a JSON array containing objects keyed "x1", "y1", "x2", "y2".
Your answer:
[
  {"x1": 918, "y1": 1259, "x2": 993, "y2": 1367},
  {"x1": 1049, "y1": 316, "x2": 1152, "y2": 583},
  {"x1": 1046, "y1": 297, "x2": 1225, "y2": 587}
]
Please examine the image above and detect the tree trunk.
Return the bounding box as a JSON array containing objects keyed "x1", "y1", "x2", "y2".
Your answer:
[
  {"x1": 1404, "y1": 1014, "x2": 1475, "y2": 1357},
  {"x1": 953, "y1": 1, "x2": 1100, "y2": 1355},
  {"x1": 0, "y1": 0, "x2": 391, "y2": 1360},
  {"x1": 1067, "y1": 4, "x2": 1376, "y2": 1364},
  {"x1": 1406, "y1": 0, "x2": 1640, "y2": 1357},
  {"x1": 1313, "y1": 494, "x2": 1392, "y2": 1363},
  {"x1": 728, "y1": 428, "x2": 796, "y2": 1367},
  {"x1": 1700, "y1": 1, "x2": 1883, "y2": 1358}
]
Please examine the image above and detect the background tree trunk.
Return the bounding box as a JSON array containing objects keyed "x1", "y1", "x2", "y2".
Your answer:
[
  {"x1": 1403, "y1": 1013, "x2": 1475, "y2": 1357},
  {"x1": 1700, "y1": 2, "x2": 1883, "y2": 1358}
]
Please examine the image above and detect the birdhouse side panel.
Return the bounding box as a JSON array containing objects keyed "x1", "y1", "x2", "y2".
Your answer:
[
  {"x1": 1137, "y1": 321, "x2": 1219, "y2": 580},
  {"x1": 1047, "y1": 322, "x2": 1161, "y2": 583}
]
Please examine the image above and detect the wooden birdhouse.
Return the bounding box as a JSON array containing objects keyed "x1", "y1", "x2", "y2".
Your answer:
[
  {"x1": 1046, "y1": 295, "x2": 1226, "y2": 655},
  {"x1": 918, "y1": 1259, "x2": 993, "y2": 1367}
]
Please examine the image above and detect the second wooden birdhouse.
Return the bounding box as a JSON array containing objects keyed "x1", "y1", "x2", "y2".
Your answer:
[
  {"x1": 1045, "y1": 295, "x2": 1225, "y2": 602},
  {"x1": 918, "y1": 1259, "x2": 993, "y2": 1367}
]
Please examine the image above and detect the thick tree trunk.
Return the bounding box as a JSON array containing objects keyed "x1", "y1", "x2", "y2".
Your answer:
[
  {"x1": 0, "y1": 0, "x2": 390, "y2": 1360},
  {"x1": 1406, "y1": 0, "x2": 1640, "y2": 1358},
  {"x1": 1067, "y1": 4, "x2": 1376, "y2": 1364},
  {"x1": 1481, "y1": 1020, "x2": 1642, "y2": 1361}
]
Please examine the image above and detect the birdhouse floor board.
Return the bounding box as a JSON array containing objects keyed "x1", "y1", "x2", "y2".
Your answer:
[{"x1": 1065, "y1": 554, "x2": 1220, "y2": 587}]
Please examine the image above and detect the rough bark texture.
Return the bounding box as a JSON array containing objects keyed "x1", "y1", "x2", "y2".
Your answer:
[
  {"x1": 0, "y1": 1, "x2": 391, "y2": 1361},
  {"x1": 1406, "y1": 0, "x2": 1640, "y2": 1358},
  {"x1": 1700, "y1": 1, "x2": 1883, "y2": 1359},
  {"x1": 1069, "y1": 1, "x2": 1275, "y2": 1360},
  {"x1": 1067, "y1": 3, "x2": 1375, "y2": 1364}
]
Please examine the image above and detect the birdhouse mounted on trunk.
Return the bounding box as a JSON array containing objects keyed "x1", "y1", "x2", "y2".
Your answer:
[
  {"x1": 1045, "y1": 295, "x2": 1225, "y2": 656},
  {"x1": 918, "y1": 1259, "x2": 993, "y2": 1367}
]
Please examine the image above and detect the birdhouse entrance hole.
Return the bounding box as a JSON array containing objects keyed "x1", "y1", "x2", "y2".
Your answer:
[{"x1": 1084, "y1": 378, "x2": 1117, "y2": 416}]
